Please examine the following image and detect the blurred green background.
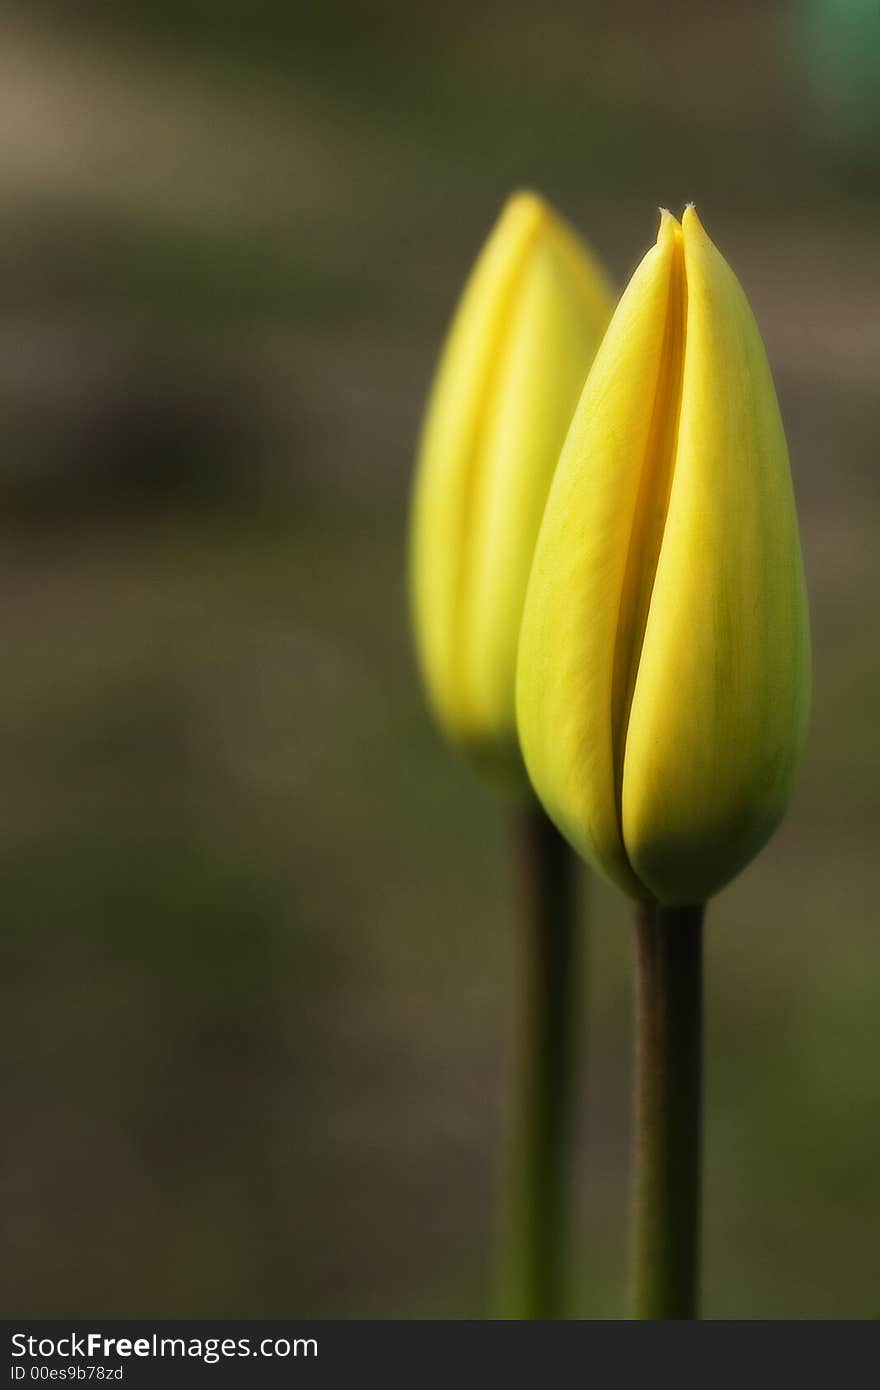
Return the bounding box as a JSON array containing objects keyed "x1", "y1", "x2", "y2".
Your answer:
[{"x1": 3, "y1": 1, "x2": 879, "y2": 1318}]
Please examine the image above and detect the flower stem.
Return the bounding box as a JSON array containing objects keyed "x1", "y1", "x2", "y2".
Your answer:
[
  {"x1": 631, "y1": 900, "x2": 704, "y2": 1319},
  {"x1": 500, "y1": 801, "x2": 582, "y2": 1319}
]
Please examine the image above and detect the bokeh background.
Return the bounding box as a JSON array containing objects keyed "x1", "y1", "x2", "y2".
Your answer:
[{"x1": 4, "y1": 0, "x2": 879, "y2": 1318}]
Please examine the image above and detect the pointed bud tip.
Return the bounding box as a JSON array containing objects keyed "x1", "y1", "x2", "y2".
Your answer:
[
  {"x1": 502, "y1": 188, "x2": 549, "y2": 230},
  {"x1": 656, "y1": 207, "x2": 684, "y2": 255},
  {"x1": 681, "y1": 203, "x2": 707, "y2": 240}
]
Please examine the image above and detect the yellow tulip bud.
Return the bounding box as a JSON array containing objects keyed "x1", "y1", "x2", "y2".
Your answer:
[
  {"x1": 517, "y1": 207, "x2": 811, "y2": 904},
  {"x1": 410, "y1": 191, "x2": 615, "y2": 781}
]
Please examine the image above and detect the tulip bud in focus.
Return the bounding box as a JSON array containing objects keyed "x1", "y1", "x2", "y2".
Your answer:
[
  {"x1": 410, "y1": 191, "x2": 614, "y2": 782},
  {"x1": 517, "y1": 206, "x2": 811, "y2": 904}
]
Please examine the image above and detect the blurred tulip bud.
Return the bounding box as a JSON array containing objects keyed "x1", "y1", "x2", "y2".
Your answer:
[
  {"x1": 517, "y1": 207, "x2": 811, "y2": 904},
  {"x1": 410, "y1": 191, "x2": 614, "y2": 782}
]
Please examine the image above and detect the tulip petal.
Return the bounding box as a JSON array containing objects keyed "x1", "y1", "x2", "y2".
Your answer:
[
  {"x1": 622, "y1": 207, "x2": 811, "y2": 904},
  {"x1": 517, "y1": 211, "x2": 683, "y2": 895},
  {"x1": 411, "y1": 192, "x2": 614, "y2": 774},
  {"x1": 464, "y1": 215, "x2": 613, "y2": 756},
  {"x1": 411, "y1": 193, "x2": 546, "y2": 747}
]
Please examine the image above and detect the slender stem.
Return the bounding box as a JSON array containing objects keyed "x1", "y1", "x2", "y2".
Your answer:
[
  {"x1": 500, "y1": 801, "x2": 582, "y2": 1319},
  {"x1": 631, "y1": 900, "x2": 704, "y2": 1319}
]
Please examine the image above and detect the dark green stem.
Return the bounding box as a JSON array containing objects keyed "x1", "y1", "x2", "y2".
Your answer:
[
  {"x1": 631, "y1": 901, "x2": 704, "y2": 1320},
  {"x1": 500, "y1": 801, "x2": 582, "y2": 1319}
]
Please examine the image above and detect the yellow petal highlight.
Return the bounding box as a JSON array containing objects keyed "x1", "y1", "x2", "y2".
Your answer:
[
  {"x1": 410, "y1": 191, "x2": 614, "y2": 778},
  {"x1": 517, "y1": 207, "x2": 810, "y2": 903}
]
